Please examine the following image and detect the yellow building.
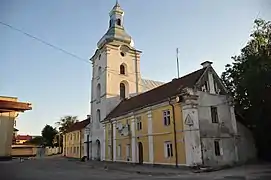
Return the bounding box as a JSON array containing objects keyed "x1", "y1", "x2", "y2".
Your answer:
[
  {"x1": 63, "y1": 118, "x2": 90, "y2": 159},
  {"x1": 0, "y1": 96, "x2": 32, "y2": 160},
  {"x1": 102, "y1": 61, "x2": 239, "y2": 167}
]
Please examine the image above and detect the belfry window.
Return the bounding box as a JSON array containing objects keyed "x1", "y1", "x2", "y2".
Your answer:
[
  {"x1": 120, "y1": 64, "x2": 125, "y2": 75},
  {"x1": 116, "y1": 19, "x2": 121, "y2": 26}
]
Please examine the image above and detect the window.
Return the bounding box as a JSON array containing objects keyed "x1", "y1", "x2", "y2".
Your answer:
[
  {"x1": 96, "y1": 84, "x2": 101, "y2": 103},
  {"x1": 214, "y1": 140, "x2": 221, "y2": 156},
  {"x1": 109, "y1": 20, "x2": 112, "y2": 27},
  {"x1": 120, "y1": 52, "x2": 125, "y2": 57},
  {"x1": 163, "y1": 110, "x2": 171, "y2": 126},
  {"x1": 116, "y1": 19, "x2": 121, "y2": 26},
  {"x1": 98, "y1": 66, "x2": 102, "y2": 76},
  {"x1": 211, "y1": 106, "x2": 219, "y2": 123},
  {"x1": 98, "y1": 54, "x2": 101, "y2": 60},
  {"x1": 120, "y1": 64, "x2": 125, "y2": 75},
  {"x1": 126, "y1": 144, "x2": 130, "y2": 158},
  {"x1": 117, "y1": 144, "x2": 121, "y2": 157},
  {"x1": 120, "y1": 83, "x2": 126, "y2": 99},
  {"x1": 96, "y1": 109, "x2": 101, "y2": 128},
  {"x1": 164, "y1": 142, "x2": 173, "y2": 158},
  {"x1": 204, "y1": 81, "x2": 209, "y2": 92},
  {"x1": 136, "y1": 116, "x2": 142, "y2": 130}
]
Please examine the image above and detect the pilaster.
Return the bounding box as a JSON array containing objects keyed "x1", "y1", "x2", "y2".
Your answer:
[
  {"x1": 147, "y1": 110, "x2": 154, "y2": 164},
  {"x1": 130, "y1": 116, "x2": 136, "y2": 163}
]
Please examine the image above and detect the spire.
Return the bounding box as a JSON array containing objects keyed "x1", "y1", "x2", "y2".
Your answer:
[{"x1": 97, "y1": 1, "x2": 132, "y2": 48}]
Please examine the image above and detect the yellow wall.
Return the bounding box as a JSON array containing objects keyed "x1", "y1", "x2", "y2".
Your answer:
[
  {"x1": 152, "y1": 103, "x2": 186, "y2": 165},
  {"x1": 0, "y1": 96, "x2": 18, "y2": 158},
  {"x1": 104, "y1": 101, "x2": 186, "y2": 165},
  {"x1": 63, "y1": 129, "x2": 84, "y2": 158}
]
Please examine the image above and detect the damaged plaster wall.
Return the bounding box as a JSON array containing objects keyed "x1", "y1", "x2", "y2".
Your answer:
[{"x1": 197, "y1": 91, "x2": 238, "y2": 166}]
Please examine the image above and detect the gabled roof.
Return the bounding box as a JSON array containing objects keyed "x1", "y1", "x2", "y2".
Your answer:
[
  {"x1": 16, "y1": 135, "x2": 32, "y2": 141},
  {"x1": 105, "y1": 67, "x2": 207, "y2": 120},
  {"x1": 66, "y1": 118, "x2": 90, "y2": 133}
]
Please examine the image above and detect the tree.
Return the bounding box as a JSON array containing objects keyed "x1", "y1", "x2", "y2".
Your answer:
[
  {"x1": 24, "y1": 136, "x2": 45, "y2": 146},
  {"x1": 222, "y1": 19, "x2": 271, "y2": 160},
  {"x1": 56, "y1": 116, "x2": 78, "y2": 133},
  {"x1": 41, "y1": 125, "x2": 58, "y2": 147}
]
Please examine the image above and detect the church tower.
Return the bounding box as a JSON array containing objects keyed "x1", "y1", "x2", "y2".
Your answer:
[{"x1": 89, "y1": 1, "x2": 142, "y2": 160}]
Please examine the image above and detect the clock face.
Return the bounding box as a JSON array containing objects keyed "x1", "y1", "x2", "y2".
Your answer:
[{"x1": 120, "y1": 45, "x2": 129, "y2": 53}]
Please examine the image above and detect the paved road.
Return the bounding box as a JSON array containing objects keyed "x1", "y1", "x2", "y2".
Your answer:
[{"x1": 0, "y1": 156, "x2": 271, "y2": 180}]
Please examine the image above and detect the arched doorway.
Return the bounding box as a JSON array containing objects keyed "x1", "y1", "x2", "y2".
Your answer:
[
  {"x1": 138, "y1": 142, "x2": 143, "y2": 164},
  {"x1": 96, "y1": 139, "x2": 101, "y2": 161}
]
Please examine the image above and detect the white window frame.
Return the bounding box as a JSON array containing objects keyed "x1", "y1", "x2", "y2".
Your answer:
[
  {"x1": 163, "y1": 110, "x2": 171, "y2": 126},
  {"x1": 164, "y1": 141, "x2": 173, "y2": 158},
  {"x1": 136, "y1": 116, "x2": 142, "y2": 130}
]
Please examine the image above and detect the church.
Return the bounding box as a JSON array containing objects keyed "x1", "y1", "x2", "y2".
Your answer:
[{"x1": 84, "y1": 2, "x2": 256, "y2": 167}]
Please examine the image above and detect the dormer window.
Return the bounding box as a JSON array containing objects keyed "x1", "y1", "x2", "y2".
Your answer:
[{"x1": 116, "y1": 19, "x2": 121, "y2": 26}]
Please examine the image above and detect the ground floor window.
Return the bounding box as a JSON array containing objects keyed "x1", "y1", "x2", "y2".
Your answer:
[
  {"x1": 164, "y1": 141, "x2": 173, "y2": 158},
  {"x1": 117, "y1": 144, "x2": 121, "y2": 158},
  {"x1": 214, "y1": 140, "x2": 222, "y2": 156}
]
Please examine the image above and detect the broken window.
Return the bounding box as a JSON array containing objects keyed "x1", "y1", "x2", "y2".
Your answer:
[
  {"x1": 214, "y1": 140, "x2": 221, "y2": 156},
  {"x1": 211, "y1": 106, "x2": 219, "y2": 123}
]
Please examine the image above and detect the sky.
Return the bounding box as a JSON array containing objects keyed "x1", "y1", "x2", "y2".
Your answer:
[{"x1": 0, "y1": 0, "x2": 270, "y2": 135}]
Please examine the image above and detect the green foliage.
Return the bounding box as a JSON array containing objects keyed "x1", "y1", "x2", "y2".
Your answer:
[
  {"x1": 41, "y1": 125, "x2": 58, "y2": 147},
  {"x1": 56, "y1": 116, "x2": 78, "y2": 133},
  {"x1": 222, "y1": 19, "x2": 271, "y2": 160},
  {"x1": 24, "y1": 136, "x2": 45, "y2": 145}
]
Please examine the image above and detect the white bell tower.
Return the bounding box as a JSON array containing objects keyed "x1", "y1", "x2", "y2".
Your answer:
[{"x1": 89, "y1": 1, "x2": 142, "y2": 161}]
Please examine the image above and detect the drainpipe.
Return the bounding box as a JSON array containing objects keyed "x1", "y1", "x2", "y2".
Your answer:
[
  {"x1": 79, "y1": 130, "x2": 82, "y2": 159},
  {"x1": 168, "y1": 97, "x2": 178, "y2": 167},
  {"x1": 110, "y1": 120, "x2": 114, "y2": 162}
]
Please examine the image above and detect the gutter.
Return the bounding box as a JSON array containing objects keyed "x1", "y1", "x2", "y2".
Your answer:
[{"x1": 168, "y1": 97, "x2": 178, "y2": 167}]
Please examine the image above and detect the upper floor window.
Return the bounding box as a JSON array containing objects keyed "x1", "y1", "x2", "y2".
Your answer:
[
  {"x1": 109, "y1": 20, "x2": 112, "y2": 27},
  {"x1": 116, "y1": 19, "x2": 121, "y2": 26},
  {"x1": 120, "y1": 64, "x2": 126, "y2": 75},
  {"x1": 163, "y1": 110, "x2": 171, "y2": 126},
  {"x1": 96, "y1": 84, "x2": 101, "y2": 103},
  {"x1": 211, "y1": 106, "x2": 219, "y2": 123},
  {"x1": 98, "y1": 54, "x2": 101, "y2": 60},
  {"x1": 96, "y1": 109, "x2": 101, "y2": 128},
  {"x1": 120, "y1": 83, "x2": 126, "y2": 99},
  {"x1": 98, "y1": 66, "x2": 102, "y2": 76},
  {"x1": 136, "y1": 116, "x2": 142, "y2": 130}
]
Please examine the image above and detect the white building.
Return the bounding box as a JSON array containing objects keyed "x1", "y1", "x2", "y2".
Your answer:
[{"x1": 85, "y1": 2, "x2": 163, "y2": 161}]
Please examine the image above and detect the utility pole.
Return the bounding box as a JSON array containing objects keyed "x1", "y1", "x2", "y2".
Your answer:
[{"x1": 176, "y1": 48, "x2": 180, "y2": 78}]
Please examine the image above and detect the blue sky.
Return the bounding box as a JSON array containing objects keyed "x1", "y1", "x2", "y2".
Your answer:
[{"x1": 0, "y1": 0, "x2": 270, "y2": 135}]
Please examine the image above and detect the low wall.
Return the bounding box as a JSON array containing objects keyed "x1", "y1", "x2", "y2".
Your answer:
[
  {"x1": 11, "y1": 145, "x2": 38, "y2": 157},
  {"x1": 45, "y1": 147, "x2": 60, "y2": 156}
]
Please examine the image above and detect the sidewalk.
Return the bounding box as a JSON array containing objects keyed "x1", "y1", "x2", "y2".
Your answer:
[{"x1": 81, "y1": 160, "x2": 193, "y2": 176}]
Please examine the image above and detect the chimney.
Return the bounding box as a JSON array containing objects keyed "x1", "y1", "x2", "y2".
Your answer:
[{"x1": 201, "y1": 61, "x2": 213, "y2": 68}]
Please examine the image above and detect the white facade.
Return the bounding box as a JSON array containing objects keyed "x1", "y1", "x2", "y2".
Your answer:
[{"x1": 87, "y1": 2, "x2": 163, "y2": 161}]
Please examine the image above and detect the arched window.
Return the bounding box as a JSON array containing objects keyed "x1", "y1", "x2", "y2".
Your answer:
[
  {"x1": 120, "y1": 83, "x2": 126, "y2": 99},
  {"x1": 96, "y1": 109, "x2": 101, "y2": 128},
  {"x1": 120, "y1": 64, "x2": 125, "y2": 75},
  {"x1": 96, "y1": 109, "x2": 101, "y2": 122},
  {"x1": 97, "y1": 84, "x2": 101, "y2": 102},
  {"x1": 116, "y1": 19, "x2": 121, "y2": 26},
  {"x1": 98, "y1": 66, "x2": 102, "y2": 76}
]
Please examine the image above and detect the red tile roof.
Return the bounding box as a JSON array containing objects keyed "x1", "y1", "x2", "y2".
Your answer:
[
  {"x1": 66, "y1": 118, "x2": 90, "y2": 133},
  {"x1": 16, "y1": 135, "x2": 32, "y2": 141},
  {"x1": 105, "y1": 67, "x2": 207, "y2": 120}
]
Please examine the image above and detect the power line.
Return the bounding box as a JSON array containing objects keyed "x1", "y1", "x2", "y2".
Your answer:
[{"x1": 0, "y1": 21, "x2": 90, "y2": 64}]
